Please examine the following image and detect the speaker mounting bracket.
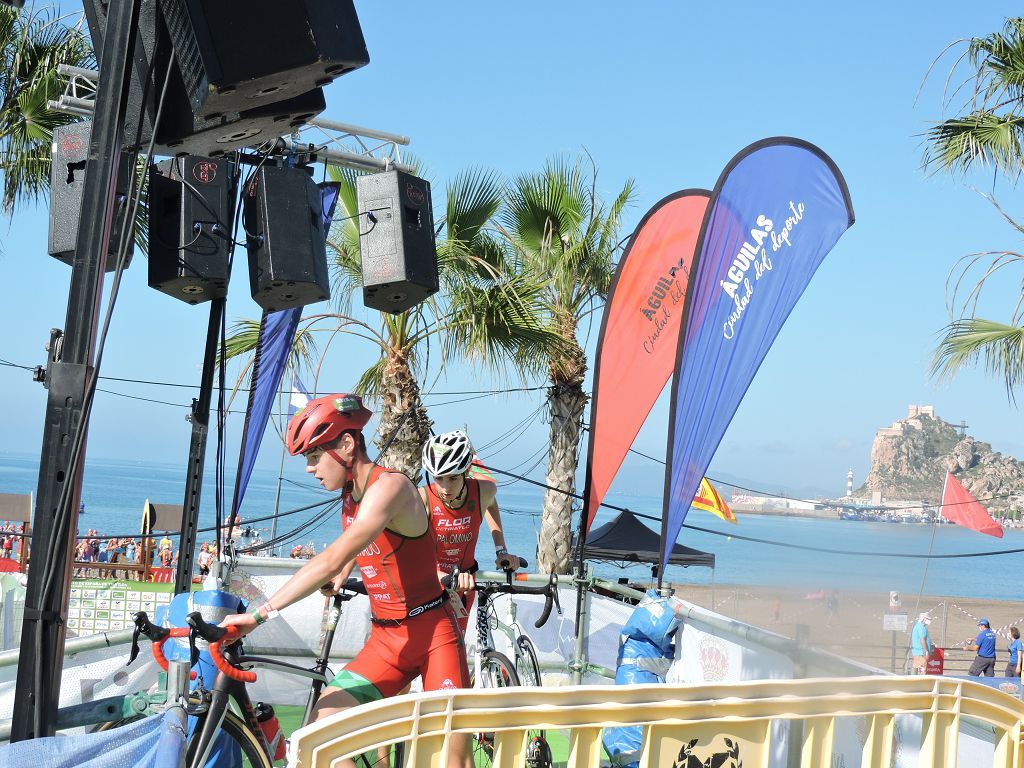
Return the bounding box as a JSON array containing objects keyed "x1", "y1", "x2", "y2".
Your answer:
[{"x1": 49, "y1": 66, "x2": 414, "y2": 173}]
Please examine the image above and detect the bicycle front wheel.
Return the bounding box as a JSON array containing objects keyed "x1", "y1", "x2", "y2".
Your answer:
[
  {"x1": 188, "y1": 708, "x2": 275, "y2": 768},
  {"x1": 101, "y1": 708, "x2": 274, "y2": 768},
  {"x1": 514, "y1": 635, "x2": 542, "y2": 687},
  {"x1": 474, "y1": 650, "x2": 519, "y2": 768},
  {"x1": 514, "y1": 635, "x2": 548, "y2": 756},
  {"x1": 479, "y1": 650, "x2": 520, "y2": 688}
]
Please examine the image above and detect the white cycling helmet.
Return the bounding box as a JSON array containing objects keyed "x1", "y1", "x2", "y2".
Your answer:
[{"x1": 422, "y1": 430, "x2": 474, "y2": 477}]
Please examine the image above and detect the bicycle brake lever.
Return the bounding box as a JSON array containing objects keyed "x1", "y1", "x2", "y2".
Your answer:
[
  {"x1": 188, "y1": 628, "x2": 200, "y2": 669},
  {"x1": 550, "y1": 573, "x2": 562, "y2": 615},
  {"x1": 127, "y1": 623, "x2": 141, "y2": 666}
]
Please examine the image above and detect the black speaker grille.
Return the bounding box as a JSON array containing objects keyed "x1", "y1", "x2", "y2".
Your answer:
[{"x1": 160, "y1": 0, "x2": 204, "y2": 111}]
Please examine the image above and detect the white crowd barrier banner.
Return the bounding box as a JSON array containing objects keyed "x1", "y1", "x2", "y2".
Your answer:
[{"x1": 0, "y1": 644, "x2": 160, "y2": 728}]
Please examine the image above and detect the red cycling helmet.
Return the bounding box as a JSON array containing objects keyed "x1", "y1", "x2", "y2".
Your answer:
[{"x1": 286, "y1": 393, "x2": 372, "y2": 456}]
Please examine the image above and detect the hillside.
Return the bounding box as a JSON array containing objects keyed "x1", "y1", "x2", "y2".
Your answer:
[{"x1": 856, "y1": 405, "x2": 1024, "y2": 517}]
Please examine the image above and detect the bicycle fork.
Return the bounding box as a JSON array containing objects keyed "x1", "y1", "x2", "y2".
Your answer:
[{"x1": 473, "y1": 595, "x2": 495, "y2": 685}]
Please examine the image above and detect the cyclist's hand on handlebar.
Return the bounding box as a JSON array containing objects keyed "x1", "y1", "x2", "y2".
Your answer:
[
  {"x1": 442, "y1": 569, "x2": 475, "y2": 594},
  {"x1": 320, "y1": 571, "x2": 349, "y2": 596},
  {"x1": 219, "y1": 611, "x2": 259, "y2": 637},
  {"x1": 496, "y1": 551, "x2": 524, "y2": 571}
]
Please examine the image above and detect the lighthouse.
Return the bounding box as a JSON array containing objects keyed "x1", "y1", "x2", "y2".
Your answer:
[{"x1": 846, "y1": 469, "x2": 853, "y2": 498}]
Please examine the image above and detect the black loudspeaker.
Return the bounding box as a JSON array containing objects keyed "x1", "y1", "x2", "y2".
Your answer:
[
  {"x1": 148, "y1": 156, "x2": 233, "y2": 304},
  {"x1": 48, "y1": 120, "x2": 135, "y2": 271},
  {"x1": 161, "y1": 0, "x2": 368, "y2": 118},
  {"x1": 150, "y1": 82, "x2": 326, "y2": 158},
  {"x1": 83, "y1": 0, "x2": 325, "y2": 157},
  {"x1": 356, "y1": 170, "x2": 439, "y2": 314},
  {"x1": 243, "y1": 166, "x2": 330, "y2": 311}
]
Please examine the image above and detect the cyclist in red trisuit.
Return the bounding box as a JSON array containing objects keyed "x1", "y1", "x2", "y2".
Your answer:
[
  {"x1": 220, "y1": 394, "x2": 470, "y2": 761},
  {"x1": 421, "y1": 430, "x2": 521, "y2": 630}
]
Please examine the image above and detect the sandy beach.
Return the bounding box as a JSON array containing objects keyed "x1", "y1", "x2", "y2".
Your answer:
[{"x1": 671, "y1": 582, "x2": 1024, "y2": 675}]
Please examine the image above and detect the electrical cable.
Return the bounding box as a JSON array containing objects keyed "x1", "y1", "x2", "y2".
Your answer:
[
  {"x1": 2, "y1": 356, "x2": 548, "y2": 399},
  {"x1": 38, "y1": 48, "x2": 176, "y2": 607},
  {"x1": 240, "y1": 499, "x2": 339, "y2": 554},
  {"x1": 71, "y1": 494, "x2": 339, "y2": 541},
  {"x1": 618, "y1": 442, "x2": 1018, "y2": 511},
  {"x1": 18, "y1": 338, "x2": 1021, "y2": 516},
  {"x1": 484, "y1": 463, "x2": 1024, "y2": 560}
]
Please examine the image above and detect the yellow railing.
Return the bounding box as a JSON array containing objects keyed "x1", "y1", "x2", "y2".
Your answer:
[{"x1": 287, "y1": 676, "x2": 1024, "y2": 768}]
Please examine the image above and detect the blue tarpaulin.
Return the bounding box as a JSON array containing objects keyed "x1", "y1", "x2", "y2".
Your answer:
[
  {"x1": 603, "y1": 591, "x2": 683, "y2": 767},
  {"x1": 0, "y1": 710, "x2": 185, "y2": 768}
]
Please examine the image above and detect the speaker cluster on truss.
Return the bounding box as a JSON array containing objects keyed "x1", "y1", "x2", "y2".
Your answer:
[{"x1": 45, "y1": 0, "x2": 439, "y2": 315}]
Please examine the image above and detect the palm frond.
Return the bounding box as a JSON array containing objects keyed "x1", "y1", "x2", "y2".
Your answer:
[
  {"x1": 353, "y1": 356, "x2": 386, "y2": 401},
  {"x1": 443, "y1": 271, "x2": 564, "y2": 382},
  {"x1": 220, "y1": 317, "x2": 319, "y2": 374},
  {"x1": 324, "y1": 164, "x2": 365, "y2": 314},
  {"x1": 442, "y1": 167, "x2": 504, "y2": 244},
  {"x1": 922, "y1": 112, "x2": 1024, "y2": 176},
  {"x1": 923, "y1": 18, "x2": 1024, "y2": 177},
  {"x1": 0, "y1": 7, "x2": 93, "y2": 211},
  {"x1": 932, "y1": 318, "x2": 1024, "y2": 399}
]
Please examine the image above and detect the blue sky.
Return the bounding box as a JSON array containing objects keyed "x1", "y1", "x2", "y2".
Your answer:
[{"x1": 1, "y1": 1, "x2": 1022, "y2": 502}]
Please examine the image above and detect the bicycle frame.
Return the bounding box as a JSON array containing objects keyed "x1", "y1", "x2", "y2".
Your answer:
[
  {"x1": 472, "y1": 587, "x2": 524, "y2": 683},
  {"x1": 189, "y1": 590, "x2": 350, "y2": 764}
]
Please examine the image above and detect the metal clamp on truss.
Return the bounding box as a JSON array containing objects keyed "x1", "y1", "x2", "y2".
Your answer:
[
  {"x1": 46, "y1": 63, "x2": 99, "y2": 117},
  {"x1": 281, "y1": 117, "x2": 415, "y2": 173}
]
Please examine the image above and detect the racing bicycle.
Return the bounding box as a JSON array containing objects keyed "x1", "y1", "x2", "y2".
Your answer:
[
  {"x1": 101, "y1": 578, "x2": 370, "y2": 767},
  {"x1": 456, "y1": 560, "x2": 561, "y2": 768}
]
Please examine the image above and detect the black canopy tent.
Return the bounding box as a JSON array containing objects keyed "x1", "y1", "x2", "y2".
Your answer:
[{"x1": 584, "y1": 509, "x2": 715, "y2": 569}]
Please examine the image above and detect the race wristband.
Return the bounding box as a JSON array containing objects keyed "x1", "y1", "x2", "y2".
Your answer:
[
  {"x1": 250, "y1": 609, "x2": 266, "y2": 626},
  {"x1": 263, "y1": 603, "x2": 281, "y2": 621},
  {"x1": 495, "y1": 547, "x2": 508, "y2": 556}
]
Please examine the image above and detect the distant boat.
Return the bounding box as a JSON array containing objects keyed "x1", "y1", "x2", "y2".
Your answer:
[{"x1": 79, "y1": 501, "x2": 85, "y2": 515}]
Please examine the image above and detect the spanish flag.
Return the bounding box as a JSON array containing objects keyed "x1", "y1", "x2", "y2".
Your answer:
[{"x1": 691, "y1": 477, "x2": 737, "y2": 524}]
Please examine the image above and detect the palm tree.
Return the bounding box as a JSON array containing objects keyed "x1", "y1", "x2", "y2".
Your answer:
[
  {"x1": 924, "y1": 18, "x2": 1024, "y2": 397},
  {"x1": 495, "y1": 157, "x2": 634, "y2": 573},
  {"x1": 922, "y1": 18, "x2": 1024, "y2": 178},
  {"x1": 226, "y1": 164, "x2": 558, "y2": 480},
  {"x1": 0, "y1": 5, "x2": 93, "y2": 213}
]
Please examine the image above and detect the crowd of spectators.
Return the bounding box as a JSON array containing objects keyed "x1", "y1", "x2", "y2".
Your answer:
[{"x1": 0, "y1": 521, "x2": 27, "y2": 561}]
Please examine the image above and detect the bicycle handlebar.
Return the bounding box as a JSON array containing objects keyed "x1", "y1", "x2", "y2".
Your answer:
[
  {"x1": 130, "y1": 612, "x2": 194, "y2": 678},
  {"x1": 186, "y1": 611, "x2": 257, "y2": 683},
  {"x1": 320, "y1": 577, "x2": 367, "y2": 596},
  {"x1": 445, "y1": 570, "x2": 562, "y2": 629}
]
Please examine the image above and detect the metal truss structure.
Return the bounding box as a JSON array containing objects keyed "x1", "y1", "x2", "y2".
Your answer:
[{"x1": 48, "y1": 65, "x2": 413, "y2": 172}]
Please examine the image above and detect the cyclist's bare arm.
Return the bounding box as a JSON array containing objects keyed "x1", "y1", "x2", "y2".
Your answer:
[
  {"x1": 321, "y1": 559, "x2": 357, "y2": 595},
  {"x1": 222, "y1": 474, "x2": 420, "y2": 632},
  {"x1": 479, "y1": 479, "x2": 519, "y2": 570}
]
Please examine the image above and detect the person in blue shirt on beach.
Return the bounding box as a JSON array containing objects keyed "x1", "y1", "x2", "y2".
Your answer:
[
  {"x1": 966, "y1": 617, "x2": 997, "y2": 677},
  {"x1": 1006, "y1": 627, "x2": 1022, "y2": 678},
  {"x1": 910, "y1": 612, "x2": 934, "y2": 674}
]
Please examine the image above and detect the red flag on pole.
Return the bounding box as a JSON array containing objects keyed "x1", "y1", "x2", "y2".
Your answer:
[{"x1": 940, "y1": 472, "x2": 1003, "y2": 538}]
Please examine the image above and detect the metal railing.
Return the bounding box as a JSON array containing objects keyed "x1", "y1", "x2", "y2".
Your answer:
[{"x1": 287, "y1": 676, "x2": 1024, "y2": 768}]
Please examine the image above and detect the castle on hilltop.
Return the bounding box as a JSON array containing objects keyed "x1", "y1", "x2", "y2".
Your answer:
[{"x1": 876, "y1": 404, "x2": 935, "y2": 437}]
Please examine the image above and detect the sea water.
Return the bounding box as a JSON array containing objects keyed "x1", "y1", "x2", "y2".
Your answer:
[{"x1": 0, "y1": 451, "x2": 1019, "y2": 601}]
